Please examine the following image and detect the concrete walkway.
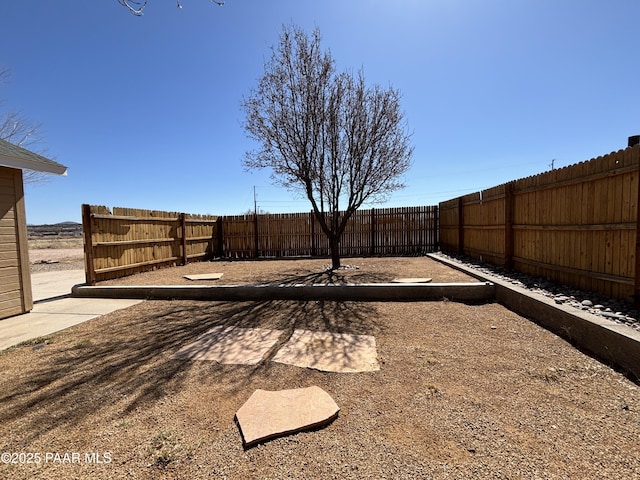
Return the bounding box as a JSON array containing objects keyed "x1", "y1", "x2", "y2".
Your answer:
[{"x1": 0, "y1": 270, "x2": 142, "y2": 351}]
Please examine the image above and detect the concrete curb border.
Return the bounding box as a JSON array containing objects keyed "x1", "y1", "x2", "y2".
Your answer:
[
  {"x1": 427, "y1": 253, "x2": 640, "y2": 381},
  {"x1": 71, "y1": 282, "x2": 495, "y2": 303}
]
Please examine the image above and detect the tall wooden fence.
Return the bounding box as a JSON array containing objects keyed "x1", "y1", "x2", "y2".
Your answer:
[
  {"x1": 222, "y1": 206, "x2": 438, "y2": 258},
  {"x1": 83, "y1": 205, "x2": 438, "y2": 284},
  {"x1": 439, "y1": 145, "x2": 640, "y2": 302},
  {"x1": 82, "y1": 205, "x2": 220, "y2": 283}
]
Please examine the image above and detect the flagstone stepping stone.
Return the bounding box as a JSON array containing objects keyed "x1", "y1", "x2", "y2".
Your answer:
[
  {"x1": 235, "y1": 386, "x2": 340, "y2": 448},
  {"x1": 272, "y1": 329, "x2": 380, "y2": 373},
  {"x1": 171, "y1": 325, "x2": 283, "y2": 365},
  {"x1": 391, "y1": 277, "x2": 432, "y2": 283},
  {"x1": 183, "y1": 273, "x2": 224, "y2": 280}
]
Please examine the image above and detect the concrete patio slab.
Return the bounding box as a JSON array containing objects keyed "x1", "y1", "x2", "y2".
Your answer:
[
  {"x1": 0, "y1": 297, "x2": 142, "y2": 350},
  {"x1": 171, "y1": 325, "x2": 284, "y2": 364},
  {"x1": 272, "y1": 329, "x2": 380, "y2": 373},
  {"x1": 31, "y1": 269, "x2": 86, "y2": 301},
  {"x1": 0, "y1": 269, "x2": 142, "y2": 351},
  {"x1": 235, "y1": 386, "x2": 340, "y2": 448}
]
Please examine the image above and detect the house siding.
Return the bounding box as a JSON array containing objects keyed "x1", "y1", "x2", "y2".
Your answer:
[{"x1": 0, "y1": 167, "x2": 32, "y2": 319}]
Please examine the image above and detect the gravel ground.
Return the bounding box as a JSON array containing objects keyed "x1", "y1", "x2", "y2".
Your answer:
[{"x1": 1, "y1": 253, "x2": 639, "y2": 479}]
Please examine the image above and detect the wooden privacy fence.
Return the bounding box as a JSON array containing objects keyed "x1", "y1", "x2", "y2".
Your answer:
[
  {"x1": 83, "y1": 205, "x2": 438, "y2": 284},
  {"x1": 82, "y1": 205, "x2": 220, "y2": 283},
  {"x1": 222, "y1": 206, "x2": 438, "y2": 258},
  {"x1": 439, "y1": 145, "x2": 640, "y2": 302}
]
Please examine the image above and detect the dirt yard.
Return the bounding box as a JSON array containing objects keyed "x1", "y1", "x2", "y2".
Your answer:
[
  {"x1": 28, "y1": 237, "x2": 84, "y2": 273},
  {"x1": 3, "y1": 251, "x2": 639, "y2": 479}
]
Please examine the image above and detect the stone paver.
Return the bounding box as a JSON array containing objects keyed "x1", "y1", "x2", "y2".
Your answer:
[
  {"x1": 183, "y1": 273, "x2": 224, "y2": 281},
  {"x1": 172, "y1": 325, "x2": 380, "y2": 372},
  {"x1": 391, "y1": 277, "x2": 432, "y2": 283},
  {"x1": 235, "y1": 386, "x2": 340, "y2": 447},
  {"x1": 272, "y1": 329, "x2": 380, "y2": 373},
  {"x1": 171, "y1": 325, "x2": 283, "y2": 364}
]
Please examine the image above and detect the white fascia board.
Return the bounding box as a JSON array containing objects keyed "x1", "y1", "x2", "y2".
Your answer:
[{"x1": 0, "y1": 154, "x2": 68, "y2": 176}]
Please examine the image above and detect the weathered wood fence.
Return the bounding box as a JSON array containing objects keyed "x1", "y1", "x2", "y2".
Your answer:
[
  {"x1": 82, "y1": 205, "x2": 220, "y2": 283},
  {"x1": 222, "y1": 206, "x2": 438, "y2": 258},
  {"x1": 82, "y1": 205, "x2": 438, "y2": 284},
  {"x1": 439, "y1": 145, "x2": 640, "y2": 302}
]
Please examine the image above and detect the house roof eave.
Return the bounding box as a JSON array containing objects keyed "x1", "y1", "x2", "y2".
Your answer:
[{"x1": 0, "y1": 139, "x2": 68, "y2": 176}]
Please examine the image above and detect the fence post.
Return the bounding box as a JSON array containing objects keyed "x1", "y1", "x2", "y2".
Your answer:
[
  {"x1": 635, "y1": 161, "x2": 640, "y2": 306},
  {"x1": 253, "y1": 213, "x2": 259, "y2": 258},
  {"x1": 180, "y1": 213, "x2": 188, "y2": 266},
  {"x1": 81, "y1": 204, "x2": 96, "y2": 285},
  {"x1": 370, "y1": 208, "x2": 376, "y2": 256},
  {"x1": 457, "y1": 197, "x2": 464, "y2": 255},
  {"x1": 216, "y1": 217, "x2": 224, "y2": 258},
  {"x1": 310, "y1": 211, "x2": 316, "y2": 257},
  {"x1": 434, "y1": 205, "x2": 439, "y2": 251},
  {"x1": 504, "y1": 182, "x2": 514, "y2": 271}
]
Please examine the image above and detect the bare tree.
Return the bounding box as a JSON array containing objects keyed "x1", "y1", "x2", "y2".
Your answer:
[
  {"x1": 118, "y1": 0, "x2": 224, "y2": 16},
  {"x1": 242, "y1": 25, "x2": 413, "y2": 269},
  {"x1": 0, "y1": 67, "x2": 48, "y2": 183}
]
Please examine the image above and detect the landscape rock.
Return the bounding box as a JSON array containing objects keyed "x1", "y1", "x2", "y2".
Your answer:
[
  {"x1": 434, "y1": 252, "x2": 640, "y2": 331},
  {"x1": 235, "y1": 386, "x2": 340, "y2": 448},
  {"x1": 601, "y1": 312, "x2": 628, "y2": 322}
]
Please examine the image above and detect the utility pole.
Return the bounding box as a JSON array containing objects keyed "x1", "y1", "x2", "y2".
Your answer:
[
  {"x1": 253, "y1": 186, "x2": 257, "y2": 215},
  {"x1": 550, "y1": 159, "x2": 556, "y2": 170}
]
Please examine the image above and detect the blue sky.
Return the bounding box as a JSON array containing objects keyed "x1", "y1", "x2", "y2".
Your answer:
[{"x1": 2, "y1": 0, "x2": 639, "y2": 224}]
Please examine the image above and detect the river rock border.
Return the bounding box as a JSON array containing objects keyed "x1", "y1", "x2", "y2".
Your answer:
[{"x1": 430, "y1": 252, "x2": 640, "y2": 332}]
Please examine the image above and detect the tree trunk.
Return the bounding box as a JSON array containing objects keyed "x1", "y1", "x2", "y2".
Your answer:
[{"x1": 329, "y1": 235, "x2": 341, "y2": 270}]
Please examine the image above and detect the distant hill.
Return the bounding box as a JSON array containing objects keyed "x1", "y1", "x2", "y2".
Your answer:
[{"x1": 27, "y1": 222, "x2": 82, "y2": 238}]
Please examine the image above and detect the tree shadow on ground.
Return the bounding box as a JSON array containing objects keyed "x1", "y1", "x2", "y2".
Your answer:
[
  {"x1": 255, "y1": 264, "x2": 391, "y2": 285},
  {"x1": 0, "y1": 293, "x2": 382, "y2": 444}
]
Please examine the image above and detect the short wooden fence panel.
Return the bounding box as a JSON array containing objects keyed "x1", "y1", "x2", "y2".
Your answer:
[{"x1": 82, "y1": 205, "x2": 219, "y2": 284}]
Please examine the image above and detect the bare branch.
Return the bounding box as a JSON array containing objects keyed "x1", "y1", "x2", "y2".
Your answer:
[
  {"x1": 118, "y1": 0, "x2": 224, "y2": 15},
  {"x1": 242, "y1": 24, "x2": 413, "y2": 268},
  {"x1": 118, "y1": 0, "x2": 147, "y2": 16},
  {"x1": 0, "y1": 66, "x2": 51, "y2": 184}
]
